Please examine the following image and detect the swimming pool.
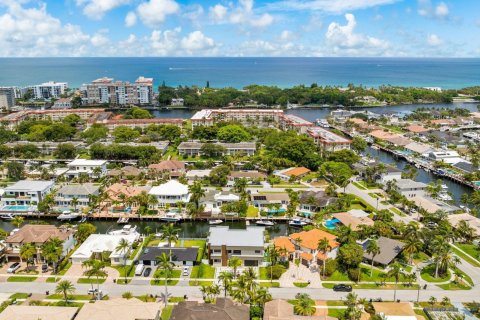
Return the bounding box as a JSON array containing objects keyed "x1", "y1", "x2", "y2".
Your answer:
[
  {"x1": 1, "y1": 205, "x2": 32, "y2": 211},
  {"x1": 324, "y1": 218, "x2": 340, "y2": 230}
]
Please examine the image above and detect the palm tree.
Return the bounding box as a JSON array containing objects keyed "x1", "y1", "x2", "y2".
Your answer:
[
  {"x1": 386, "y1": 262, "x2": 405, "y2": 302},
  {"x1": 366, "y1": 239, "x2": 380, "y2": 277},
  {"x1": 403, "y1": 237, "x2": 422, "y2": 265},
  {"x1": 11, "y1": 216, "x2": 24, "y2": 228},
  {"x1": 115, "y1": 238, "x2": 131, "y2": 284},
  {"x1": 266, "y1": 245, "x2": 279, "y2": 283},
  {"x1": 156, "y1": 252, "x2": 174, "y2": 306},
  {"x1": 20, "y1": 243, "x2": 36, "y2": 269},
  {"x1": 160, "y1": 223, "x2": 180, "y2": 248},
  {"x1": 218, "y1": 271, "x2": 233, "y2": 297},
  {"x1": 200, "y1": 284, "x2": 221, "y2": 303},
  {"x1": 337, "y1": 225, "x2": 356, "y2": 244},
  {"x1": 82, "y1": 258, "x2": 107, "y2": 298},
  {"x1": 251, "y1": 287, "x2": 272, "y2": 308},
  {"x1": 317, "y1": 237, "x2": 331, "y2": 278},
  {"x1": 71, "y1": 197, "x2": 79, "y2": 212},
  {"x1": 228, "y1": 257, "x2": 242, "y2": 279},
  {"x1": 189, "y1": 181, "x2": 205, "y2": 209},
  {"x1": 293, "y1": 294, "x2": 316, "y2": 316},
  {"x1": 55, "y1": 280, "x2": 75, "y2": 304},
  {"x1": 41, "y1": 237, "x2": 63, "y2": 277}
]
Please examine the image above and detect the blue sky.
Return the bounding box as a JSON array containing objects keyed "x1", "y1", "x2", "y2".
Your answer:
[{"x1": 0, "y1": 0, "x2": 478, "y2": 57}]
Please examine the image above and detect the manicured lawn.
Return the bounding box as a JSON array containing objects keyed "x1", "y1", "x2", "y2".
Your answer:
[
  {"x1": 450, "y1": 245, "x2": 480, "y2": 267},
  {"x1": 259, "y1": 282, "x2": 280, "y2": 287},
  {"x1": 77, "y1": 277, "x2": 106, "y2": 284},
  {"x1": 113, "y1": 264, "x2": 135, "y2": 279},
  {"x1": 328, "y1": 308, "x2": 346, "y2": 318},
  {"x1": 136, "y1": 295, "x2": 157, "y2": 302},
  {"x1": 389, "y1": 207, "x2": 406, "y2": 216},
  {"x1": 46, "y1": 294, "x2": 93, "y2": 300},
  {"x1": 129, "y1": 244, "x2": 143, "y2": 260},
  {"x1": 259, "y1": 266, "x2": 287, "y2": 281},
  {"x1": 326, "y1": 300, "x2": 345, "y2": 306},
  {"x1": 175, "y1": 240, "x2": 206, "y2": 261},
  {"x1": 437, "y1": 282, "x2": 471, "y2": 290},
  {"x1": 189, "y1": 263, "x2": 215, "y2": 286},
  {"x1": 352, "y1": 182, "x2": 367, "y2": 190},
  {"x1": 151, "y1": 269, "x2": 181, "y2": 286},
  {"x1": 7, "y1": 276, "x2": 37, "y2": 282},
  {"x1": 455, "y1": 243, "x2": 480, "y2": 259},
  {"x1": 324, "y1": 265, "x2": 409, "y2": 283},
  {"x1": 246, "y1": 205, "x2": 259, "y2": 218},
  {"x1": 161, "y1": 305, "x2": 174, "y2": 320},
  {"x1": 420, "y1": 264, "x2": 450, "y2": 283},
  {"x1": 323, "y1": 283, "x2": 419, "y2": 290},
  {"x1": 9, "y1": 293, "x2": 30, "y2": 300},
  {"x1": 413, "y1": 251, "x2": 430, "y2": 265},
  {"x1": 293, "y1": 282, "x2": 309, "y2": 288}
]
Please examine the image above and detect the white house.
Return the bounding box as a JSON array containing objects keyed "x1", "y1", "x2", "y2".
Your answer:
[
  {"x1": 148, "y1": 180, "x2": 190, "y2": 208},
  {"x1": 70, "y1": 233, "x2": 139, "y2": 265},
  {"x1": 1, "y1": 180, "x2": 55, "y2": 209},
  {"x1": 424, "y1": 150, "x2": 464, "y2": 164},
  {"x1": 67, "y1": 159, "x2": 108, "y2": 179},
  {"x1": 376, "y1": 166, "x2": 402, "y2": 184},
  {"x1": 394, "y1": 179, "x2": 427, "y2": 198},
  {"x1": 55, "y1": 183, "x2": 100, "y2": 210},
  {"x1": 202, "y1": 190, "x2": 240, "y2": 215}
]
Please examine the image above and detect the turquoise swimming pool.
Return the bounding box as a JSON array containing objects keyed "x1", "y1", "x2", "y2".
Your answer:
[
  {"x1": 325, "y1": 218, "x2": 340, "y2": 230},
  {"x1": 1, "y1": 205, "x2": 31, "y2": 211}
]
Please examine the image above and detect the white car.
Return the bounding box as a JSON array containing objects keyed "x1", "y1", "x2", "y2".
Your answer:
[
  {"x1": 135, "y1": 263, "x2": 145, "y2": 276},
  {"x1": 7, "y1": 262, "x2": 21, "y2": 273},
  {"x1": 182, "y1": 266, "x2": 189, "y2": 276}
]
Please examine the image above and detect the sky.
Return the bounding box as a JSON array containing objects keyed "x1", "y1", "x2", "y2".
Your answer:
[{"x1": 0, "y1": 0, "x2": 478, "y2": 57}]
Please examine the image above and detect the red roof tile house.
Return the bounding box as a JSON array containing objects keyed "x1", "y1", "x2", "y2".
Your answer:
[{"x1": 148, "y1": 160, "x2": 185, "y2": 178}]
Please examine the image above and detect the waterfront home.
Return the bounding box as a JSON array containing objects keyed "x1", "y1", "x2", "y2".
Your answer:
[
  {"x1": 306, "y1": 127, "x2": 351, "y2": 152},
  {"x1": 405, "y1": 124, "x2": 429, "y2": 133},
  {"x1": 280, "y1": 229, "x2": 339, "y2": 268},
  {"x1": 148, "y1": 180, "x2": 190, "y2": 208},
  {"x1": 453, "y1": 161, "x2": 477, "y2": 174},
  {"x1": 251, "y1": 192, "x2": 290, "y2": 210},
  {"x1": 4, "y1": 224, "x2": 75, "y2": 263},
  {"x1": 298, "y1": 190, "x2": 337, "y2": 213},
  {"x1": 375, "y1": 165, "x2": 402, "y2": 184},
  {"x1": 201, "y1": 190, "x2": 240, "y2": 215},
  {"x1": 207, "y1": 226, "x2": 265, "y2": 267},
  {"x1": 171, "y1": 97, "x2": 184, "y2": 106},
  {"x1": 148, "y1": 160, "x2": 186, "y2": 176},
  {"x1": 448, "y1": 213, "x2": 480, "y2": 237},
  {"x1": 1, "y1": 180, "x2": 55, "y2": 208},
  {"x1": 177, "y1": 141, "x2": 257, "y2": 156},
  {"x1": 411, "y1": 196, "x2": 459, "y2": 214},
  {"x1": 107, "y1": 166, "x2": 143, "y2": 179},
  {"x1": 372, "y1": 302, "x2": 416, "y2": 320},
  {"x1": 74, "y1": 298, "x2": 161, "y2": 320},
  {"x1": 393, "y1": 179, "x2": 427, "y2": 198},
  {"x1": 104, "y1": 183, "x2": 150, "y2": 209},
  {"x1": 274, "y1": 167, "x2": 311, "y2": 181},
  {"x1": 403, "y1": 141, "x2": 433, "y2": 155},
  {"x1": 272, "y1": 237, "x2": 295, "y2": 261},
  {"x1": 66, "y1": 159, "x2": 108, "y2": 179},
  {"x1": 0, "y1": 305, "x2": 78, "y2": 320},
  {"x1": 430, "y1": 119, "x2": 456, "y2": 127},
  {"x1": 71, "y1": 232, "x2": 139, "y2": 265},
  {"x1": 138, "y1": 246, "x2": 199, "y2": 266},
  {"x1": 171, "y1": 298, "x2": 249, "y2": 320},
  {"x1": 424, "y1": 150, "x2": 464, "y2": 164},
  {"x1": 227, "y1": 170, "x2": 267, "y2": 185},
  {"x1": 360, "y1": 237, "x2": 404, "y2": 268},
  {"x1": 185, "y1": 169, "x2": 211, "y2": 181},
  {"x1": 331, "y1": 212, "x2": 374, "y2": 231},
  {"x1": 54, "y1": 183, "x2": 100, "y2": 210}
]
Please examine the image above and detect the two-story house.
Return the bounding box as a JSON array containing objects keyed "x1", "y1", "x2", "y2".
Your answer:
[
  {"x1": 55, "y1": 183, "x2": 100, "y2": 210},
  {"x1": 1, "y1": 180, "x2": 55, "y2": 209},
  {"x1": 208, "y1": 226, "x2": 265, "y2": 267},
  {"x1": 5, "y1": 224, "x2": 76, "y2": 263},
  {"x1": 394, "y1": 179, "x2": 427, "y2": 198},
  {"x1": 66, "y1": 159, "x2": 108, "y2": 179},
  {"x1": 148, "y1": 180, "x2": 190, "y2": 208}
]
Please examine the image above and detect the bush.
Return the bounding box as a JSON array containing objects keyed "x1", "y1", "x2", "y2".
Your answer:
[
  {"x1": 324, "y1": 259, "x2": 338, "y2": 277},
  {"x1": 279, "y1": 260, "x2": 289, "y2": 269},
  {"x1": 347, "y1": 268, "x2": 361, "y2": 282},
  {"x1": 269, "y1": 265, "x2": 286, "y2": 280},
  {"x1": 250, "y1": 305, "x2": 263, "y2": 318}
]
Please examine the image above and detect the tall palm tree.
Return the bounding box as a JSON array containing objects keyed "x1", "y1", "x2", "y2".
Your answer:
[
  {"x1": 266, "y1": 245, "x2": 279, "y2": 283},
  {"x1": 189, "y1": 181, "x2": 205, "y2": 209},
  {"x1": 218, "y1": 271, "x2": 233, "y2": 297},
  {"x1": 71, "y1": 197, "x2": 79, "y2": 212},
  {"x1": 55, "y1": 280, "x2": 75, "y2": 304},
  {"x1": 386, "y1": 262, "x2": 405, "y2": 302},
  {"x1": 228, "y1": 257, "x2": 242, "y2": 279},
  {"x1": 156, "y1": 252, "x2": 174, "y2": 306},
  {"x1": 251, "y1": 287, "x2": 272, "y2": 308},
  {"x1": 366, "y1": 239, "x2": 380, "y2": 277},
  {"x1": 316, "y1": 238, "x2": 330, "y2": 271},
  {"x1": 20, "y1": 243, "x2": 36, "y2": 269},
  {"x1": 293, "y1": 294, "x2": 316, "y2": 316},
  {"x1": 337, "y1": 225, "x2": 356, "y2": 244},
  {"x1": 115, "y1": 238, "x2": 131, "y2": 284},
  {"x1": 41, "y1": 237, "x2": 64, "y2": 277},
  {"x1": 82, "y1": 258, "x2": 107, "y2": 298},
  {"x1": 403, "y1": 237, "x2": 422, "y2": 265},
  {"x1": 11, "y1": 216, "x2": 24, "y2": 229},
  {"x1": 160, "y1": 223, "x2": 180, "y2": 247}
]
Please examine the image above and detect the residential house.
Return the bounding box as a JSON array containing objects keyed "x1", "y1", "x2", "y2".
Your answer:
[
  {"x1": 104, "y1": 183, "x2": 150, "y2": 209},
  {"x1": 201, "y1": 190, "x2": 240, "y2": 215},
  {"x1": 273, "y1": 237, "x2": 295, "y2": 261},
  {"x1": 424, "y1": 150, "x2": 464, "y2": 164},
  {"x1": 208, "y1": 226, "x2": 265, "y2": 267},
  {"x1": 148, "y1": 160, "x2": 186, "y2": 178},
  {"x1": 448, "y1": 213, "x2": 480, "y2": 237},
  {"x1": 375, "y1": 165, "x2": 402, "y2": 184},
  {"x1": 411, "y1": 196, "x2": 459, "y2": 214},
  {"x1": 138, "y1": 247, "x2": 199, "y2": 266},
  {"x1": 405, "y1": 124, "x2": 429, "y2": 134},
  {"x1": 263, "y1": 299, "x2": 329, "y2": 320},
  {"x1": 170, "y1": 298, "x2": 249, "y2": 320},
  {"x1": 280, "y1": 114, "x2": 314, "y2": 134},
  {"x1": 393, "y1": 179, "x2": 427, "y2": 198},
  {"x1": 148, "y1": 180, "x2": 190, "y2": 208},
  {"x1": 54, "y1": 183, "x2": 100, "y2": 210},
  {"x1": 70, "y1": 232, "x2": 139, "y2": 265},
  {"x1": 453, "y1": 161, "x2": 477, "y2": 174},
  {"x1": 0, "y1": 306, "x2": 78, "y2": 320},
  {"x1": 298, "y1": 190, "x2": 337, "y2": 213},
  {"x1": 185, "y1": 169, "x2": 211, "y2": 181},
  {"x1": 403, "y1": 142, "x2": 433, "y2": 155},
  {"x1": 251, "y1": 193, "x2": 290, "y2": 210},
  {"x1": 66, "y1": 159, "x2": 108, "y2": 179},
  {"x1": 372, "y1": 302, "x2": 417, "y2": 320},
  {"x1": 274, "y1": 167, "x2": 311, "y2": 181},
  {"x1": 1, "y1": 180, "x2": 55, "y2": 208},
  {"x1": 177, "y1": 142, "x2": 256, "y2": 156},
  {"x1": 4, "y1": 224, "x2": 76, "y2": 263},
  {"x1": 74, "y1": 298, "x2": 161, "y2": 320},
  {"x1": 331, "y1": 212, "x2": 374, "y2": 231},
  {"x1": 227, "y1": 170, "x2": 267, "y2": 186},
  {"x1": 52, "y1": 97, "x2": 72, "y2": 109},
  {"x1": 283, "y1": 229, "x2": 339, "y2": 267},
  {"x1": 361, "y1": 237, "x2": 405, "y2": 267},
  {"x1": 107, "y1": 166, "x2": 143, "y2": 179}
]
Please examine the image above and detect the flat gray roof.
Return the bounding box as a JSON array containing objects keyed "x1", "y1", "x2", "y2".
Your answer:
[{"x1": 208, "y1": 226, "x2": 265, "y2": 247}]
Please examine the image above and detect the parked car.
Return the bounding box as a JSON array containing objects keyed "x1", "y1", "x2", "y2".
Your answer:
[
  {"x1": 135, "y1": 263, "x2": 145, "y2": 276},
  {"x1": 7, "y1": 262, "x2": 21, "y2": 274},
  {"x1": 41, "y1": 264, "x2": 48, "y2": 273},
  {"x1": 182, "y1": 266, "x2": 189, "y2": 276},
  {"x1": 333, "y1": 284, "x2": 352, "y2": 292},
  {"x1": 144, "y1": 267, "x2": 152, "y2": 277},
  {"x1": 88, "y1": 288, "x2": 102, "y2": 295}
]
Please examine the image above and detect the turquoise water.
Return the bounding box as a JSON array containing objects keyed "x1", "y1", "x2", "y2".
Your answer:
[
  {"x1": 0, "y1": 58, "x2": 479, "y2": 89},
  {"x1": 325, "y1": 218, "x2": 341, "y2": 230},
  {"x1": 1, "y1": 205, "x2": 31, "y2": 211}
]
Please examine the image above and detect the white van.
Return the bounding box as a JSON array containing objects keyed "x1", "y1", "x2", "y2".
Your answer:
[{"x1": 135, "y1": 263, "x2": 145, "y2": 276}]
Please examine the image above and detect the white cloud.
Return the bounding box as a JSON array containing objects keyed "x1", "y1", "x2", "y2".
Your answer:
[
  {"x1": 181, "y1": 30, "x2": 216, "y2": 51},
  {"x1": 125, "y1": 11, "x2": 137, "y2": 27},
  {"x1": 280, "y1": 30, "x2": 293, "y2": 41},
  {"x1": 325, "y1": 13, "x2": 390, "y2": 56},
  {"x1": 209, "y1": 4, "x2": 228, "y2": 22},
  {"x1": 267, "y1": 0, "x2": 400, "y2": 13},
  {"x1": 136, "y1": 0, "x2": 180, "y2": 27},
  {"x1": 427, "y1": 34, "x2": 443, "y2": 46},
  {"x1": 183, "y1": 4, "x2": 204, "y2": 27},
  {"x1": 91, "y1": 31, "x2": 110, "y2": 47},
  {"x1": 234, "y1": 39, "x2": 302, "y2": 57},
  {"x1": 435, "y1": 2, "x2": 449, "y2": 17},
  {"x1": 250, "y1": 13, "x2": 274, "y2": 27},
  {"x1": 76, "y1": 0, "x2": 131, "y2": 20},
  {"x1": 418, "y1": 0, "x2": 449, "y2": 19}
]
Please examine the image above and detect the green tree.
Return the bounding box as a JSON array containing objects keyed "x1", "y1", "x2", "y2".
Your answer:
[
  {"x1": 54, "y1": 143, "x2": 77, "y2": 159},
  {"x1": 115, "y1": 238, "x2": 131, "y2": 284},
  {"x1": 338, "y1": 243, "x2": 364, "y2": 270},
  {"x1": 6, "y1": 162, "x2": 24, "y2": 181},
  {"x1": 37, "y1": 192, "x2": 55, "y2": 213},
  {"x1": 317, "y1": 237, "x2": 331, "y2": 278},
  {"x1": 112, "y1": 126, "x2": 140, "y2": 142},
  {"x1": 386, "y1": 262, "x2": 405, "y2": 302},
  {"x1": 351, "y1": 136, "x2": 368, "y2": 153},
  {"x1": 228, "y1": 256, "x2": 242, "y2": 279},
  {"x1": 160, "y1": 223, "x2": 180, "y2": 248},
  {"x1": 218, "y1": 271, "x2": 233, "y2": 297},
  {"x1": 293, "y1": 294, "x2": 316, "y2": 316},
  {"x1": 41, "y1": 237, "x2": 63, "y2": 276},
  {"x1": 20, "y1": 243, "x2": 37, "y2": 269},
  {"x1": 11, "y1": 216, "x2": 24, "y2": 228},
  {"x1": 217, "y1": 125, "x2": 251, "y2": 143},
  {"x1": 82, "y1": 258, "x2": 108, "y2": 298},
  {"x1": 366, "y1": 239, "x2": 380, "y2": 277},
  {"x1": 156, "y1": 252, "x2": 174, "y2": 306},
  {"x1": 76, "y1": 223, "x2": 97, "y2": 243},
  {"x1": 55, "y1": 280, "x2": 75, "y2": 304}
]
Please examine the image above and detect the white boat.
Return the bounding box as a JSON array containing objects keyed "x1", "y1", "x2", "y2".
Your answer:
[
  {"x1": 0, "y1": 213, "x2": 14, "y2": 220},
  {"x1": 109, "y1": 224, "x2": 138, "y2": 235},
  {"x1": 289, "y1": 218, "x2": 308, "y2": 227},
  {"x1": 208, "y1": 219, "x2": 223, "y2": 225},
  {"x1": 57, "y1": 210, "x2": 80, "y2": 221},
  {"x1": 160, "y1": 212, "x2": 181, "y2": 222},
  {"x1": 441, "y1": 184, "x2": 449, "y2": 190},
  {"x1": 79, "y1": 216, "x2": 87, "y2": 223},
  {"x1": 438, "y1": 192, "x2": 453, "y2": 201},
  {"x1": 256, "y1": 220, "x2": 276, "y2": 226},
  {"x1": 117, "y1": 217, "x2": 129, "y2": 224}
]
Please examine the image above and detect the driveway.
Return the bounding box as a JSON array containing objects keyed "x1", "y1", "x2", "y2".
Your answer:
[{"x1": 279, "y1": 264, "x2": 322, "y2": 288}]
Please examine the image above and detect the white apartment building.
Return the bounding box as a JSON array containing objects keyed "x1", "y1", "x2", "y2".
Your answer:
[
  {"x1": 81, "y1": 76, "x2": 154, "y2": 105},
  {"x1": 148, "y1": 180, "x2": 190, "y2": 208},
  {"x1": 191, "y1": 109, "x2": 284, "y2": 127},
  {"x1": 307, "y1": 127, "x2": 351, "y2": 152},
  {"x1": 29, "y1": 81, "x2": 68, "y2": 100},
  {"x1": 0, "y1": 87, "x2": 16, "y2": 111},
  {"x1": 66, "y1": 159, "x2": 108, "y2": 179},
  {"x1": 1, "y1": 180, "x2": 55, "y2": 207}
]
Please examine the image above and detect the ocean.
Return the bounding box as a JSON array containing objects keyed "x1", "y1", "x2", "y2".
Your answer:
[{"x1": 0, "y1": 57, "x2": 479, "y2": 89}]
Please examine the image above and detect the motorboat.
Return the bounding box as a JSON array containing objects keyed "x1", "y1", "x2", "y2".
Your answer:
[
  {"x1": 109, "y1": 224, "x2": 138, "y2": 235},
  {"x1": 441, "y1": 184, "x2": 449, "y2": 190},
  {"x1": 160, "y1": 212, "x2": 181, "y2": 222},
  {"x1": 57, "y1": 210, "x2": 80, "y2": 221},
  {"x1": 289, "y1": 218, "x2": 308, "y2": 227},
  {"x1": 208, "y1": 219, "x2": 223, "y2": 225},
  {"x1": 256, "y1": 220, "x2": 276, "y2": 226},
  {"x1": 79, "y1": 216, "x2": 87, "y2": 223},
  {"x1": 117, "y1": 217, "x2": 130, "y2": 224},
  {"x1": 0, "y1": 213, "x2": 14, "y2": 221},
  {"x1": 438, "y1": 192, "x2": 453, "y2": 201}
]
